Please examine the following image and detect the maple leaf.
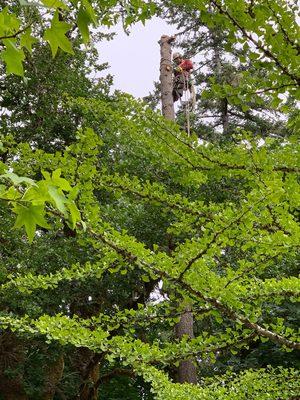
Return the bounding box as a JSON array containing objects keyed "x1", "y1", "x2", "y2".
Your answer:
[
  {"x1": 43, "y1": 11, "x2": 74, "y2": 57},
  {"x1": 1, "y1": 39, "x2": 25, "y2": 76},
  {"x1": 13, "y1": 204, "x2": 50, "y2": 243},
  {"x1": 20, "y1": 28, "x2": 37, "y2": 53}
]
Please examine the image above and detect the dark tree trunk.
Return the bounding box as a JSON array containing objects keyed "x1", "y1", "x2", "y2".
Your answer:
[
  {"x1": 221, "y1": 97, "x2": 229, "y2": 134},
  {"x1": 42, "y1": 355, "x2": 64, "y2": 400},
  {"x1": 73, "y1": 349, "x2": 102, "y2": 400},
  {"x1": 0, "y1": 332, "x2": 28, "y2": 400},
  {"x1": 212, "y1": 34, "x2": 229, "y2": 134}
]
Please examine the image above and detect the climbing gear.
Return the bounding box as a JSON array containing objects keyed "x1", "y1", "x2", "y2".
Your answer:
[
  {"x1": 181, "y1": 73, "x2": 195, "y2": 136},
  {"x1": 172, "y1": 54, "x2": 195, "y2": 135},
  {"x1": 172, "y1": 74, "x2": 185, "y2": 101},
  {"x1": 172, "y1": 57, "x2": 194, "y2": 103}
]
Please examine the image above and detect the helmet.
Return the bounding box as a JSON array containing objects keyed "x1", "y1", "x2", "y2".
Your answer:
[{"x1": 172, "y1": 52, "x2": 182, "y2": 60}]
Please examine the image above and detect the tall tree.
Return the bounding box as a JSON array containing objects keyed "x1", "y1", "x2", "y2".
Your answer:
[{"x1": 159, "y1": 34, "x2": 197, "y2": 385}]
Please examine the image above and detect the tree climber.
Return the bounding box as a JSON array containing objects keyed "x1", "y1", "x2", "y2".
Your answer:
[{"x1": 172, "y1": 52, "x2": 195, "y2": 105}]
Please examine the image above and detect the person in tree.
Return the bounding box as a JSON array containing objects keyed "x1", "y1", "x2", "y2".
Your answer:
[{"x1": 172, "y1": 52, "x2": 195, "y2": 104}]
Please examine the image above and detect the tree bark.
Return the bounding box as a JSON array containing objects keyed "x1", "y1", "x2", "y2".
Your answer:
[
  {"x1": 159, "y1": 35, "x2": 175, "y2": 120},
  {"x1": 212, "y1": 33, "x2": 229, "y2": 134},
  {"x1": 159, "y1": 38, "x2": 197, "y2": 383},
  {"x1": 175, "y1": 305, "x2": 197, "y2": 384},
  {"x1": 73, "y1": 348, "x2": 102, "y2": 400},
  {"x1": 0, "y1": 332, "x2": 28, "y2": 400},
  {"x1": 221, "y1": 97, "x2": 229, "y2": 134},
  {"x1": 42, "y1": 355, "x2": 64, "y2": 400}
]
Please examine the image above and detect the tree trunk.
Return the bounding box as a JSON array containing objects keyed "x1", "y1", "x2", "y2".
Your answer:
[
  {"x1": 212, "y1": 33, "x2": 229, "y2": 134},
  {"x1": 159, "y1": 35, "x2": 175, "y2": 120},
  {"x1": 221, "y1": 97, "x2": 229, "y2": 134},
  {"x1": 73, "y1": 348, "x2": 102, "y2": 400},
  {"x1": 175, "y1": 306, "x2": 197, "y2": 384},
  {"x1": 0, "y1": 332, "x2": 28, "y2": 400},
  {"x1": 42, "y1": 355, "x2": 64, "y2": 400},
  {"x1": 159, "y1": 38, "x2": 197, "y2": 383}
]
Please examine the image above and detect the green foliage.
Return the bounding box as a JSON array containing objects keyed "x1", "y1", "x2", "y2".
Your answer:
[
  {"x1": 0, "y1": 96, "x2": 299, "y2": 397},
  {"x1": 0, "y1": 167, "x2": 81, "y2": 242},
  {"x1": 44, "y1": 11, "x2": 74, "y2": 57},
  {"x1": 0, "y1": 0, "x2": 299, "y2": 399},
  {"x1": 1, "y1": 38, "x2": 25, "y2": 75},
  {"x1": 0, "y1": 0, "x2": 158, "y2": 75}
]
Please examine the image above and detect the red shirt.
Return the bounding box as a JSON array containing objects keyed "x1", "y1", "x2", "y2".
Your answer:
[{"x1": 179, "y1": 59, "x2": 193, "y2": 72}]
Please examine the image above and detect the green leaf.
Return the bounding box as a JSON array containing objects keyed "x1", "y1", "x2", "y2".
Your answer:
[
  {"x1": 77, "y1": 7, "x2": 91, "y2": 43},
  {"x1": 41, "y1": 0, "x2": 68, "y2": 9},
  {"x1": 22, "y1": 181, "x2": 51, "y2": 204},
  {"x1": 52, "y1": 169, "x2": 72, "y2": 191},
  {"x1": 0, "y1": 7, "x2": 20, "y2": 36},
  {"x1": 42, "y1": 169, "x2": 72, "y2": 191},
  {"x1": 141, "y1": 274, "x2": 150, "y2": 282},
  {"x1": 1, "y1": 39, "x2": 25, "y2": 76},
  {"x1": 0, "y1": 186, "x2": 21, "y2": 201},
  {"x1": 20, "y1": 28, "x2": 37, "y2": 53},
  {"x1": 43, "y1": 11, "x2": 74, "y2": 57},
  {"x1": 68, "y1": 186, "x2": 79, "y2": 201},
  {"x1": 67, "y1": 201, "x2": 81, "y2": 229},
  {"x1": 1, "y1": 172, "x2": 37, "y2": 186},
  {"x1": 48, "y1": 185, "x2": 67, "y2": 215},
  {"x1": 82, "y1": 0, "x2": 97, "y2": 24},
  {"x1": 13, "y1": 204, "x2": 50, "y2": 243}
]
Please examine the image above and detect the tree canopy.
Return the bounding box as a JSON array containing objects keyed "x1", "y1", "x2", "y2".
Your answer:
[{"x1": 0, "y1": 0, "x2": 299, "y2": 399}]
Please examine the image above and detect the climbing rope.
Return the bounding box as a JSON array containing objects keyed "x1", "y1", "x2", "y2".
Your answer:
[{"x1": 181, "y1": 72, "x2": 195, "y2": 136}]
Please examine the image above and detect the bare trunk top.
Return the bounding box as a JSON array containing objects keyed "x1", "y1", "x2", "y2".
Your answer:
[{"x1": 159, "y1": 35, "x2": 175, "y2": 121}]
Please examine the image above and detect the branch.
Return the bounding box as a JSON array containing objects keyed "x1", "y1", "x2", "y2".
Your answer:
[
  {"x1": 148, "y1": 117, "x2": 300, "y2": 174},
  {"x1": 210, "y1": 0, "x2": 300, "y2": 86},
  {"x1": 226, "y1": 84, "x2": 296, "y2": 98},
  {"x1": 178, "y1": 199, "x2": 261, "y2": 280},
  {"x1": 224, "y1": 253, "x2": 280, "y2": 289},
  {"x1": 96, "y1": 368, "x2": 135, "y2": 386},
  {"x1": 266, "y1": 1, "x2": 300, "y2": 56},
  {"x1": 92, "y1": 229, "x2": 300, "y2": 350},
  {"x1": 167, "y1": 332, "x2": 257, "y2": 364},
  {"x1": 177, "y1": 279, "x2": 300, "y2": 350},
  {"x1": 97, "y1": 178, "x2": 211, "y2": 219},
  {"x1": 0, "y1": 23, "x2": 33, "y2": 41}
]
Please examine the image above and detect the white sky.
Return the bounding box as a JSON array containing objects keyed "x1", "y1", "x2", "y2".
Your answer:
[{"x1": 96, "y1": 18, "x2": 177, "y2": 98}]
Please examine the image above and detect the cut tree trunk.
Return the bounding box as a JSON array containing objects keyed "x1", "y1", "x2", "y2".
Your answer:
[{"x1": 159, "y1": 35, "x2": 175, "y2": 120}]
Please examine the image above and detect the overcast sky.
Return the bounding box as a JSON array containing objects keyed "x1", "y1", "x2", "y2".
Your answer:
[{"x1": 96, "y1": 18, "x2": 178, "y2": 98}]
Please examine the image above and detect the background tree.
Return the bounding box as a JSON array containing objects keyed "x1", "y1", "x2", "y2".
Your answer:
[{"x1": 158, "y1": 1, "x2": 298, "y2": 141}]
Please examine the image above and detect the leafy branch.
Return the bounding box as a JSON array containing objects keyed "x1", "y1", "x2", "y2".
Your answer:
[
  {"x1": 209, "y1": 0, "x2": 300, "y2": 86},
  {"x1": 90, "y1": 226, "x2": 300, "y2": 350}
]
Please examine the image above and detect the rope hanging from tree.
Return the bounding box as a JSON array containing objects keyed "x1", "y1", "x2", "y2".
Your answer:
[{"x1": 181, "y1": 73, "x2": 196, "y2": 136}]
